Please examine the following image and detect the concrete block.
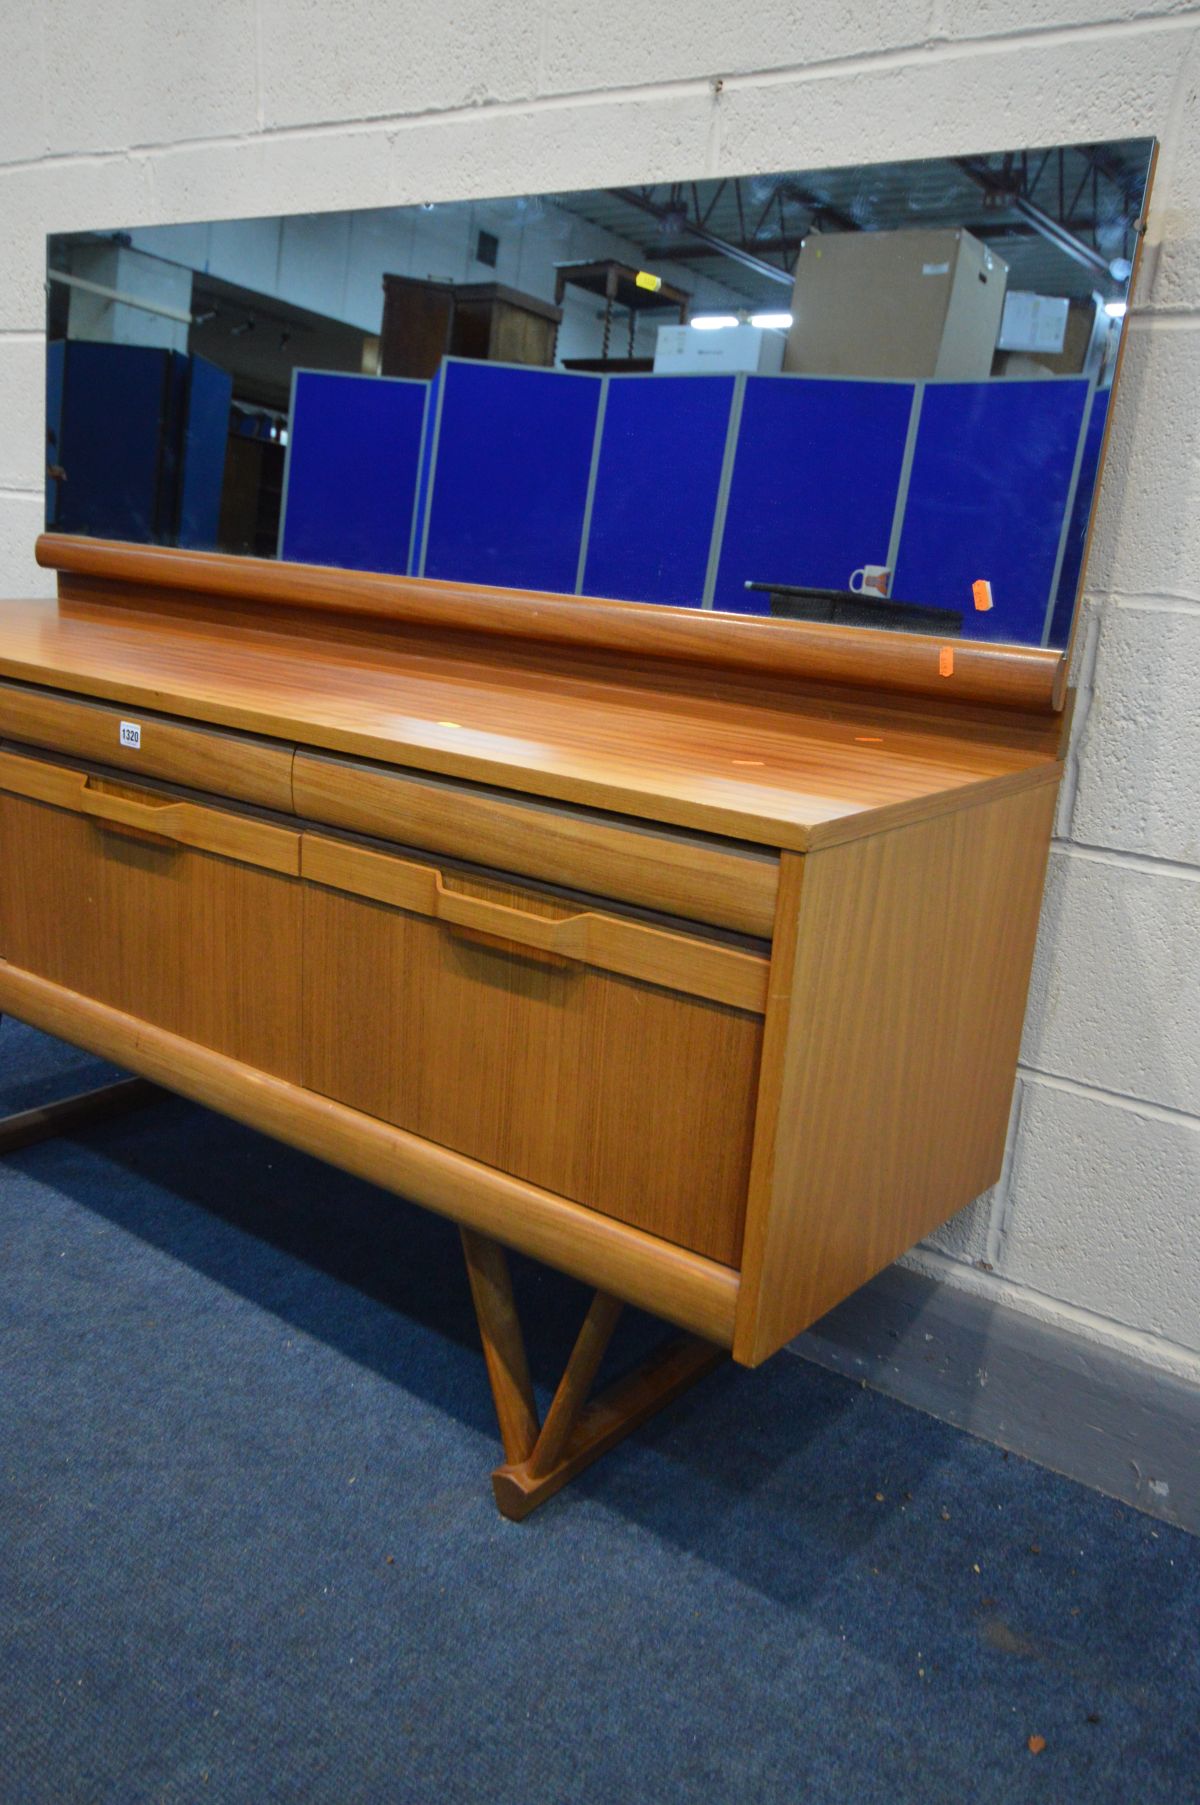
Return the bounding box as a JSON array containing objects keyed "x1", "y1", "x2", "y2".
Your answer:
[
  {"x1": 44, "y1": 0, "x2": 258, "y2": 156},
  {"x1": 148, "y1": 128, "x2": 397, "y2": 236},
  {"x1": 1070, "y1": 599, "x2": 1200, "y2": 865},
  {"x1": 260, "y1": 0, "x2": 541, "y2": 128},
  {"x1": 384, "y1": 93, "x2": 719, "y2": 213},
  {"x1": 717, "y1": 30, "x2": 1178, "y2": 182},
  {"x1": 1054, "y1": 597, "x2": 1101, "y2": 835},
  {"x1": 0, "y1": 338, "x2": 47, "y2": 496},
  {"x1": 1141, "y1": 31, "x2": 1200, "y2": 311},
  {"x1": 1, "y1": 175, "x2": 71, "y2": 334},
  {"x1": 932, "y1": 0, "x2": 1197, "y2": 37},
  {"x1": 999, "y1": 1078, "x2": 1200, "y2": 1353},
  {"x1": 0, "y1": 161, "x2": 155, "y2": 333},
  {"x1": 0, "y1": 494, "x2": 54, "y2": 598},
  {"x1": 1085, "y1": 322, "x2": 1200, "y2": 599},
  {"x1": 920, "y1": 1187, "x2": 996, "y2": 1265},
  {"x1": 0, "y1": 8, "x2": 46, "y2": 167},
  {"x1": 541, "y1": 0, "x2": 936, "y2": 94},
  {"x1": 1023, "y1": 846, "x2": 1200, "y2": 1111}
]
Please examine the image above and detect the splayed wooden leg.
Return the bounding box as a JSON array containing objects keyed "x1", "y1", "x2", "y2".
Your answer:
[{"x1": 461, "y1": 1228, "x2": 725, "y2": 1521}]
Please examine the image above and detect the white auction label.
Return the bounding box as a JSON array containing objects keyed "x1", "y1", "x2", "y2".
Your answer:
[{"x1": 119, "y1": 721, "x2": 142, "y2": 749}]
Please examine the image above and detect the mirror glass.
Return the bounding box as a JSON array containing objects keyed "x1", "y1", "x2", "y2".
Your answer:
[{"x1": 46, "y1": 138, "x2": 1155, "y2": 649}]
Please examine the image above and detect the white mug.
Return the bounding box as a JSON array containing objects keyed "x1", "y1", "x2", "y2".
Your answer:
[{"x1": 850, "y1": 565, "x2": 891, "y2": 597}]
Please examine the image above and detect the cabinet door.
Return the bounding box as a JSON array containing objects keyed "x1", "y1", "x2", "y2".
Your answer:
[
  {"x1": 302, "y1": 836, "x2": 765, "y2": 1266},
  {"x1": 0, "y1": 753, "x2": 304, "y2": 1081}
]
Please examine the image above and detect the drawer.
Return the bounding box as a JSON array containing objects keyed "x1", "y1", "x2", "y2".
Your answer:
[
  {"x1": 0, "y1": 750, "x2": 304, "y2": 1079},
  {"x1": 294, "y1": 749, "x2": 779, "y2": 938},
  {"x1": 0, "y1": 678, "x2": 294, "y2": 812},
  {"x1": 301, "y1": 833, "x2": 766, "y2": 1265}
]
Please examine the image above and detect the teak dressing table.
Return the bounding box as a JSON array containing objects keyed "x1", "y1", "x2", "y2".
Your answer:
[{"x1": 0, "y1": 535, "x2": 1068, "y2": 1517}]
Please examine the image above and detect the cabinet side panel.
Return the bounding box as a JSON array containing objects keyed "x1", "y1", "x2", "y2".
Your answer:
[{"x1": 734, "y1": 779, "x2": 1059, "y2": 1365}]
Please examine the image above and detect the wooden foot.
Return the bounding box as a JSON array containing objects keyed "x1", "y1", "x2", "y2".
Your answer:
[
  {"x1": 461, "y1": 1228, "x2": 725, "y2": 1521},
  {"x1": 0, "y1": 1077, "x2": 161, "y2": 1154}
]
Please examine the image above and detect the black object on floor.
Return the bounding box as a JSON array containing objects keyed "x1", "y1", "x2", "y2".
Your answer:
[{"x1": 1, "y1": 1019, "x2": 1196, "y2": 1805}]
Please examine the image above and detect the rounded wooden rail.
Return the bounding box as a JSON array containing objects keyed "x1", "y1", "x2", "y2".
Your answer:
[
  {"x1": 0, "y1": 961, "x2": 741, "y2": 1347},
  {"x1": 37, "y1": 534, "x2": 1068, "y2": 718}
]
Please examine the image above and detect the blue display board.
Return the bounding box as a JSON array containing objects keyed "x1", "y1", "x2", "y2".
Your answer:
[
  {"x1": 892, "y1": 378, "x2": 1091, "y2": 645},
  {"x1": 712, "y1": 376, "x2": 915, "y2": 615},
  {"x1": 582, "y1": 375, "x2": 735, "y2": 608},
  {"x1": 178, "y1": 354, "x2": 232, "y2": 550},
  {"x1": 54, "y1": 342, "x2": 173, "y2": 542},
  {"x1": 421, "y1": 361, "x2": 601, "y2": 593},
  {"x1": 281, "y1": 371, "x2": 428, "y2": 574},
  {"x1": 1047, "y1": 385, "x2": 1107, "y2": 647}
]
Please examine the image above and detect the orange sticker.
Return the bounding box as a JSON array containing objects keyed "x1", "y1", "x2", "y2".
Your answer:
[
  {"x1": 972, "y1": 579, "x2": 993, "y2": 612},
  {"x1": 939, "y1": 646, "x2": 955, "y2": 678}
]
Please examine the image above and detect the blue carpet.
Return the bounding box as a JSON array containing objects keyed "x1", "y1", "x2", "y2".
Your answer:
[{"x1": 0, "y1": 1017, "x2": 1196, "y2": 1805}]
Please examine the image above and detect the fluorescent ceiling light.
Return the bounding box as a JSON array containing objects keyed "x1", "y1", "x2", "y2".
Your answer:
[
  {"x1": 689, "y1": 314, "x2": 739, "y2": 330},
  {"x1": 749, "y1": 312, "x2": 793, "y2": 330},
  {"x1": 1103, "y1": 300, "x2": 1127, "y2": 319}
]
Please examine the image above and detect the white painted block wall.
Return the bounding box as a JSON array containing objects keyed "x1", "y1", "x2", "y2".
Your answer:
[{"x1": 0, "y1": 0, "x2": 1197, "y2": 1384}]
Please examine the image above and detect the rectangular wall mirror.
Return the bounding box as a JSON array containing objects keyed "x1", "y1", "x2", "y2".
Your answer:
[{"x1": 45, "y1": 138, "x2": 1155, "y2": 652}]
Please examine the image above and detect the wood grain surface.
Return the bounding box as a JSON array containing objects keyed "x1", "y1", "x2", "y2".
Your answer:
[
  {"x1": 0, "y1": 677, "x2": 294, "y2": 811},
  {"x1": 0, "y1": 541, "x2": 1068, "y2": 1380},
  {"x1": 734, "y1": 780, "x2": 1060, "y2": 1364},
  {"x1": 37, "y1": 533, "x2": 1068, "y2": 716},
  {"x1": 0, "y1": 595, "x2": 1061, "y2": 851},
  {"x1": 0, "y1": 790, "x2": 304, "y2": 1080},
  {"x1": 293, "y1": 750, "x2": 779, "y2": 936},
  {"x1": 302, "y1": 870, "x2": 762, "y2": 1266},
  {"x1": 0, "y1": 748, "x2": 300, "y2": 874},
  {"x1": 0, "y1": 960, "x2": 740, "y2": 1345},
  {"x1": 459, "y1": 1227, "x2": 541, "y2": 1465},
  {"x1": 300, "y1": 832, "x2": 769, "y2": 1011}
]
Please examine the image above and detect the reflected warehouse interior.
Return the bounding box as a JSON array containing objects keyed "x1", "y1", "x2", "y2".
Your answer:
[{"x1": 46, "y1": 139, "x2": 1155, "y2": 649}]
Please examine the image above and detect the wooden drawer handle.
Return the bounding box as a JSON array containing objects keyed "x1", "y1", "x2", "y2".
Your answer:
[
  {"x1": 432, "y1": 879, "x2": 588, "y2": 956},
  {"x1": 0, "y1": 751, "x2": 301, "y2": 877},
  {"x1": 78, "y1": 779, "x2": 191, "y2": 839},
  {"x1": 300, "y1": 834, "x2": 768, "y2": 1013}
]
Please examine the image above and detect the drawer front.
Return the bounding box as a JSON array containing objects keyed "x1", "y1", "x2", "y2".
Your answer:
[
  {"x1": 0, "y1": 755, "x2": 304, "y2": 1080},
  {"x1": 0, "y1": 679, "x2": 294, "y2": 812},
  {"x1": 303, "y1": 840, "x2": 764, "y2": 1266},
  {"x1": 294, "y1": 749, "x2": 779, "y2": 937},
  {"x1": 301, "y1": 833, "x2": 768, "y2": 1011}
]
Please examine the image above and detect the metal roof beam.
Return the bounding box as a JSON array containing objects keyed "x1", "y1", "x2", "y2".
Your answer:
[
  {"x1": 955, "y1": 157, "x2": 1112, "y2": 278},
  {"x1": 606, "y1": 187, "x2": 795, "y2": 287}
]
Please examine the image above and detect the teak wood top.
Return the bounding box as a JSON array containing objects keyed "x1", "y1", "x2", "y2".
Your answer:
[
  {"x1": 38, "y1": 534, "x2": 1068, "y2": 713},
  {"x1": 0, "y1": 538, "x2": 1067, "y2": 853}
]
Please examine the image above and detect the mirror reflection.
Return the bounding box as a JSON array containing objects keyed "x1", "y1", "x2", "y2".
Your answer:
[{"x1": 46, "y1": 139, "x2": 1154, "y2": 649}]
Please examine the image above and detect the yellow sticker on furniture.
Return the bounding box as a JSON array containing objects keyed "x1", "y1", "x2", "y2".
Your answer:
[{"x1": 635, "y1": 271, "x2": 662, "y2": 292}]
